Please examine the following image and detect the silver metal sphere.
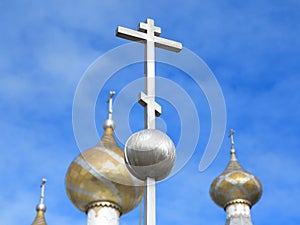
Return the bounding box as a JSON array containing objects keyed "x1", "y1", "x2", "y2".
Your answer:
[
  {"x1": 103, "y1": 119, "x2": 115, "y2": 130},
  {"x1": 124, "y1": 129, "x2": 176, "y2": 181},
  {"x1": 36, "y1": 203, "x2": 46, "y2": 212}
]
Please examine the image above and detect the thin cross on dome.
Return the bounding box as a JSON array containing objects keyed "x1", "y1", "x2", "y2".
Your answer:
[
  {"x1": 107, "y1": 91, "x2": 115, "y2": 120},
  {"x1": 40, "y1": 178, "x2": 47, "y2": 204},
  {"x1": 228, "y1": 129, "x2": 235, "y2": 152}
]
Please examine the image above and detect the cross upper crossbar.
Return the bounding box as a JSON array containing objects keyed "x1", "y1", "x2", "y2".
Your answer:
[
  {"x1": 116, "y1": 18, "x2": 182, "y2": 129},
  {"x1": 116, "y1": 18, "x2": 182, "y2": 225},
  {"x1": 116, "y1": 18, "x2": 182, "y2": 130},
  {"x1": 116, "y1": 19, "x2": 182, "y2": 52}
]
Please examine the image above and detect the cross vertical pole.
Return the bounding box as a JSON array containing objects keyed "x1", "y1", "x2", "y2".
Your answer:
[
  {"x1": 144, "y1": 20, "x2": 156, "y2": 225},
  {"x1": 145, "y1": 32, "x2": 155, "y2": 129},
  {"x1": 145, "y1": 176, "x2": 155, "y2": 225},
  {"x1": 116, "y1": 18, "x2": 182, "y2": 225}
]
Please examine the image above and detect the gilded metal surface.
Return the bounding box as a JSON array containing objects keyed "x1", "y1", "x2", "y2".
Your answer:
[
  {"x1": 210, "y1": 151, "x2": 262, "y2": 209},
  {"x1": 31, "y1": 210, "x2": 47, "y2": 225},
  {"x1": 65, "y1": 127, "x2": 144, "y2": 214}
]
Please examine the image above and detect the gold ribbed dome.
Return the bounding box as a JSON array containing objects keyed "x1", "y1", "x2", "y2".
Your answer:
[
  {"x1": 65, "y1": 127, "x2": 144, "y2": 214},
  {"x1": 65, "y1": 92, "x2": 143, "y2": 214},
  {"x1": 209, "y1": 130, "x2": 262, "y2": 209}
]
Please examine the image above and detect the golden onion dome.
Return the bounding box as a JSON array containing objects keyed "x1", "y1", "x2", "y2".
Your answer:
[
  {"x1": 65, "y1": 91, "x2": 143, "y2": 214},
  {"x1": 209, "y1": 130, "x2": 262, "y2": 209}
]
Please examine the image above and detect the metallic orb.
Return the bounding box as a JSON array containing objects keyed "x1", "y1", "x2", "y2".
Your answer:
[
  {"x1": 36, "y1": 203, "x2": 46, "y2": 212},
  {"x1": 209, "y1": 152, "x2": 262, "y2": 209},
  {"x1": 124, "y1": 129, "x2": 176, "y2": 181},
  {"x1": 103, "y1": 119, "x2": 115, "y2": 130}
]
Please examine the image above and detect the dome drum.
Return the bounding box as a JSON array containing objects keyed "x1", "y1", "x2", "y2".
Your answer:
[{"x1": 87, "y1": 201, "x2": 121, "y2": 213}]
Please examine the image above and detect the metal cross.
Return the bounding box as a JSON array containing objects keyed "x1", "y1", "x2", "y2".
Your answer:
[
  {"x1": 116, "y1": 18, "x2": 182, "y2": 129},
  {"x1": 40, "y1": 178, "x2": 47, "y2": 204},
  {"x1": 228, "y1": 129, "x2": 235, "y2": 152},
  {"x1": 107, "y1": 91, "x2": 116, "y2": 120},
  {"x1": 116, "y1": 19, "x2": 182, "y2": 225}
]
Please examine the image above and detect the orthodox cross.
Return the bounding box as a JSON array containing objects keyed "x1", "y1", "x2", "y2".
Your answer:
[
  {"x1": 116, "y1": 19, "x2": 182, "y2": 225},
  {"x1": 107, "y1": 91, "x2": 115, "y2": 120},
  {"x1": 229, "y1": 129, "x2": 235, "y2": 152},
  {"x1": 40, "y1": 178, "x2": 47, "y2": 205},
  {"x1": 116, "y1": 18, "x2": 182, "y2": 129}
]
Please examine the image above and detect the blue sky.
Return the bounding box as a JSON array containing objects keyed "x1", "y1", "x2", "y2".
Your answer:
[{"x1": 0, "y1": 0, "x2": 300, "y2": 225}]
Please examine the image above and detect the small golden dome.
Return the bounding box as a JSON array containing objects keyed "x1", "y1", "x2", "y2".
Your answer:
[
  {"x1": 65, "y1": 92, "x2": 143, "y2": 214},
  {"x1": 65, "y1": 127, "x2": 144, "y2": 214},
  {"x1": 209, "y1": 130, "x2": 262, "y2": 209}
]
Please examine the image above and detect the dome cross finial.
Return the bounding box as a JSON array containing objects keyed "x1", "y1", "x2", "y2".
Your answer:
[
  {"x1": 103, "y1": 91, "x2": 116, "y2": 129},
  {"x1": 228, "y1": 129, "x2": 235, "y2": 153},
  {"x1": 39, "y1": 178, "x2": 46, "y2": 205},
  {"x1": 36, "y1": 178, "x2": 47, "y2": 212},
  {"x1": 107, "y1": 91, "x2": 115, "y2": 120},
  {"x1": 32, "y1": 178, "x2": 47, "y2": 225}
]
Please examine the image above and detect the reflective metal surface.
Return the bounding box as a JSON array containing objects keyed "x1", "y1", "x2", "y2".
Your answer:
[
  {"x1": 124, "y1": 129, "x2": 176, "y2": 181},
  {"x1": 66, "y1": 92, "x2": 143, "y2": 214},
  {"x1": 65, "y1": 127, "x2": 144, "y2": 214},
  {"x1": 209, "y1": 133, "x2": 262, "y2": 209},
  {"x1": 31, "y1": 211, "x2": 47, "y2": 225}
]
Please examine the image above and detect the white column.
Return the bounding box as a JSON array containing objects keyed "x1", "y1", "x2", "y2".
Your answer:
[
  {"x1": 225, "y1": 202, "x2": 254, "y2": 225},
  {"x1": 226, "y1": 202, "x2": 251, "y2": 221},
  {"x1": 87, "y1": 205, "x2": 120, "y2": 225},
  {"x1": 225, "y1": 202, "x2": 251, "y2": 219}
]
